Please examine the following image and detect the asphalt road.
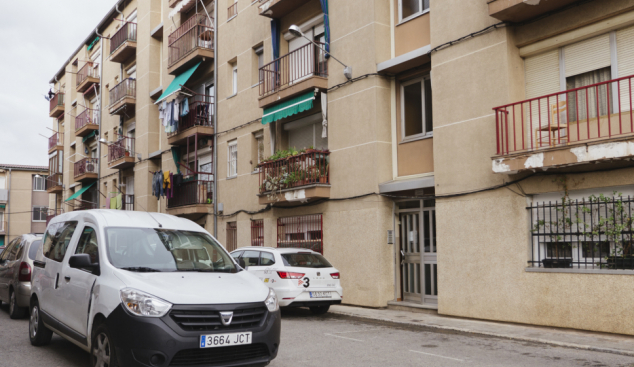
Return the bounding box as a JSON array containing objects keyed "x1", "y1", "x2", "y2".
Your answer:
[{"x1": 1, "y1": 303, "x2": 633, "y2": 367}]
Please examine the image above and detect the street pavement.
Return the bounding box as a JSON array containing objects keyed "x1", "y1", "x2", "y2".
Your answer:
[{"x1": 1, "y1": 303, "x2": 634, "y2": 367}]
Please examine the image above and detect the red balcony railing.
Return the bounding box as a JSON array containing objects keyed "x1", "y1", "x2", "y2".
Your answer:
[
  {"x1": 167, "y1": 178, "x2": 213, "y2": 208},
  {"x1": 75, "y1": 201, "x2": 98, "y2": 211},
  {"x1": 259, "y1": 42, "x2": 328, "y2": 96},
  {"x1": 75, "y1": 108, "x2": 99, "y2": 131},
  {"x1": 48, "y1": 132, "x2": 63, "y2": 151},
  {"x1": 168, "y1": 93, "x2": 214, "y2": 138},
  {"x1": 110, "y1": 22, "x2": 137, "y2": 54},
  {"x1": 46, "y1": 173, "x2": 63, "y2": 191},
  {"x1": 49, "y1": 92, "x2": 64, "y2": 112},
  {"x1": 76, "y1": 62, "x2": 99, "y2": 87},
  {"x1": 46, "y1": 209, "x2": 62, "y2": 226},
  {"x1": 74, "y1": 158, "x2": 98, "y2": 178},
  {"x1": 494, "y1": 74, "x2": 634, "y2": 156},
  {"x1": 168, "y1": 14, "x2": 214, "y2": 68},
  {"x1": 228, "y1": 2, "x2": 238, "y2": 19},
  {"x1": 109, "y1": 78, "x2": 136, "y2": 107},
  {"x1": 108, "y1": 135, "x2": 135, "y2": 164},
  {"x1": 258, "y1": 150, "x2": 330, "y2": 194}
]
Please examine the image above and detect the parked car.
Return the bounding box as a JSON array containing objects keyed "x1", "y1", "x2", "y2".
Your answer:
[
  {"x1": 231, "y1": 247, "x2": 342, "y2": 314},
  {"x1": 30, "y1": 210, "x2": 280, "y2": 367},
  {"x1": 0, "y1": 234, "x2": 42, "y2": 319}
]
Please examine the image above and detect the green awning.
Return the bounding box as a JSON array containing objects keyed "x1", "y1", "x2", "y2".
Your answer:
[
  {"x1": 156, "y1": 62, "x2": 202, "y2": 104},
  {"x1": 82, "y1": 130, "x2": 96, "y2": 143},
  {"x1": 65, "y1": 182, "x2": 96, "y2": 202},
  {"x1": 87, "y1": 36, "x2": 100, "y2": 51},
  {"x1": 0, "y1": 204, "x2": 5, "y2": 209},
  {"x1": 262, "y1": 91, "x2": 315, "y2": 125}
]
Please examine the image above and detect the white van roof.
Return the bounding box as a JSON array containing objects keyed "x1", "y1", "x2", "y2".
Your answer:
[{"x1": 49, "y1": 210, "x2": 204, "y2": 232}]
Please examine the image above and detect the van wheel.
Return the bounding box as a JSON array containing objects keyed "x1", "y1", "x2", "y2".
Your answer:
[
  {"x1": 91, "y1": 324, "x2": 119, "y2": 367},
  {"x1": 29, "y1": 300, "x2": 53, "y2": 346},
  {"x1": 309, "y1": 305, "x2": 330, "y2": 315},
  {"x1": 9, "y1": 290, "x2": 27, "y2": 319}
]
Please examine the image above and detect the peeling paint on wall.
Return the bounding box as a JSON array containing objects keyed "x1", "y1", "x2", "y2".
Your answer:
[
  {"x1": 285, "y1": 189, "x2": 307, "y2": 202},
  {"x1": 571, "y1": 142, "x2": 634, "y2": 162},
  {"x1": 524, "y1": 153, "x2": 544, "y2": 169},
  {"x1": 492, "y1": 159, "x2": 511, "y2": 173}
]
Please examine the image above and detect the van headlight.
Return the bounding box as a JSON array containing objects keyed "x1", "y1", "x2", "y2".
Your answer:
[
  {"x1": 120, "y1": 288, "x2": 172, "y2": 317},
  {"x1": 264, "y1": 288, "x2": 279, "y2": 312}
]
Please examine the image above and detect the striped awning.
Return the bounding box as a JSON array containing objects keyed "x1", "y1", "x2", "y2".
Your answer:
[{"x1": 262, "y1": 91, "x2": 315, "y2": 125}]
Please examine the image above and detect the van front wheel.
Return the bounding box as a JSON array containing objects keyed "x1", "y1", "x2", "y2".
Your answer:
[{"x1": 91, "y1": 324, "x2": 119, "y2": 367}]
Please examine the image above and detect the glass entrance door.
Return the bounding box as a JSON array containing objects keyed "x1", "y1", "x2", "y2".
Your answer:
[{"x1": 400, "y1": 212, "x2": 421, "y2": 303}]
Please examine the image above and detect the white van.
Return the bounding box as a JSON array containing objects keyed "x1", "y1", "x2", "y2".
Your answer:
[{"x1": 29, "y1": 210, "x2": 280, "y2": 367}]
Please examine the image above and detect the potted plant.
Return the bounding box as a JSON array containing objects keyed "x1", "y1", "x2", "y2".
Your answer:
[{"x1": 306, "y1": 145, "x2": 316, "y2": 154}]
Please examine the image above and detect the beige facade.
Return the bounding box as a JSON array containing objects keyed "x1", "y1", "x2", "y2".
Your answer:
[{"x1": 0, "y1": 164, "x2": 49, "y2": 246}]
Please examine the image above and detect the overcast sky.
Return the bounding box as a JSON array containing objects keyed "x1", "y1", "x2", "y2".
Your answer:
[{"x1": 0, "y1": 0, "x2": 116, "y2": 167}]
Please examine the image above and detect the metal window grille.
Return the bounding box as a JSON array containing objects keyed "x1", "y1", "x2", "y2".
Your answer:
[
  {"x1": 226, "y1": 222, "x2": 237, "y2": 252},
  {"x1": 529, "y1": 196, "x2": 634, "y2": 270},
  {"x1": 251, "y1": 219, "x2": 264, "y2": 247},
  {"x1": 277, "y1": 214, "x2": 323, "y2": 254}
]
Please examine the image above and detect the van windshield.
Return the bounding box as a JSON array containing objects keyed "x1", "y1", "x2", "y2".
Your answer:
[{"x1": 105, "y1": 228, "x2": 237, "y2": 273}]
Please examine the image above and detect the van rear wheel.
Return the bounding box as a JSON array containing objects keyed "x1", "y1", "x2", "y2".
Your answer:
[
  {"x1": 91, "y1": 324, "x2": 119, "y2": 367},
  {"x1": 29, "y1": 300, "x2": 53, "y2": 346}
]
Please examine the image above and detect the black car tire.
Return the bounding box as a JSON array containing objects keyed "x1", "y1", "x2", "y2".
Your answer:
[
  {"x1": 29, "y1": 300, "x2": 53, "y2": 346},
  {"x1": 91, "y1": 324, "x2": 119, "y2": 367},
  {"x1": 9, "y1": 290, "x2": 27, "y2": 319},
  {"x1": 309, "y1": 305, "x2": 330, "y2": 315}
]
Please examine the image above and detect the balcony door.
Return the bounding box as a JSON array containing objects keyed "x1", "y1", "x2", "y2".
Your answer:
[{"x1": 288, "y1": 27, "x2": 315, "y2": 84}]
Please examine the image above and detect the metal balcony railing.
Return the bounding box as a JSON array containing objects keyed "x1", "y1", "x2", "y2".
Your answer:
[
  {"x1": 46, "y1": 209, "x2": 63, "y2": 226},
  {"x1": 168, "y1": 14, "x2": 214, "y2": 68},
  {"x1": 74, "y1": 158, "x2": 98, "y2": 178},
  {"x1": 258, "y1": 150, "x2": 330, "y2": 194},
  {"x1": 259, "y1": 42, "x2": 328, "y2": 96},
  {"x1": 123, "y1": 194, "x2": 134, "y2": 211},
  {"x1": 167, "y1": 177, "x2": 213, "y2": 208},
  {"x1": 108, "y1": 135, "x2": 135, "y2": 164},
  {"x1": 75, "y1": 201, "x2": 98, "y2": 211},
  {"x1": 168, "y1": 93, "x2": 214, "y2": 138},
  {"x1": 49, "y1": 92, "x2": 64, "y2": 112},
  {"x1": 45, "y1": 173, "x2": 63, "y2": 190},
  {"x1": 110, "y1": 22, "x2": 137, "y2": 54},
  {"x1": 109, "y1": 78, "x2": 136, "y2": 107},
  {"x1": 75, "y1": 108, "x2": 99, "y2": 131},
  {"x1": 494, "y1": 74, "x2": 634, "y2": 156},
  {"x1": 76, "y1": 62, "x2": 99, "y2": 87},
  {"x1": 48, "y1": 133, "x2": 63, "y2": 151}
]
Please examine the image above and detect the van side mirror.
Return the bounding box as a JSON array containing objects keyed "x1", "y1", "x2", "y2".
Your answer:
[
  {"x1": 69, "y1": 254, "x2": 100, "y2": 275},
  {"x1": 238, "y1": 258, "x2": 246, "y2": 269}
]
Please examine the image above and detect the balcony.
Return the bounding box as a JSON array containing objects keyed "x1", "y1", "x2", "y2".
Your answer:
[
  {"x1": 49, "y1": 92, "x2": 65, "y2": 118},
  {"x1": 46, "y1": 173, "x2": 63, "y2": 194},
  {"x1": 166, "y1": 177, "x2": 213, "y2": 217},
  {"x1": 168, "y1": 14, "x2": 214, "y2": 75},
  {"x1": 108, "y1": 135, "x2": 136, "y2": 170},
  {"x1": 71, "y1": 200, "x2": 98, "y2": 211},
  {"x1": 258, "y1": 0, "x2": 310, "y2": 19},
  {"x1": 110, "y1": 22, "x2": 137, "y2": 63},
  {"x1": 46, "y1": 209, "x2": 62, "y2": 226},
  {"x1": 109, "y1": 78, "x2": 136, "y2": 115},
  {"x1": 258, "y1": 150, "x2": 330, "y2": 205},
  {"x1": 493, "y1": 74, "x2": 634, "y2": 174},
  {"x1": 75, "y1": 108, "x2": 99, "y2": 137},
  {"x1": 168, "y1": 93, "x2": 214, "y2": 145},
  {"x1": 76, "y1": 62, "x2": 99, "y2": 94},
  {"x1": 259, "y1": 42, "x2": 328, "y2": 108},
  {"x1": 488, "y1": 0, "x2": 580, "y2": 23},
  {"x1": 74, "y1": 158, "x2": 98, "y2": 182},
  {"x1": 48, "y1": 132, "x2": 63, "y2": 154}
]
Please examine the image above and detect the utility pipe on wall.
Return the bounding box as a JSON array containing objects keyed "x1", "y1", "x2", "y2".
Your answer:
[
  {"x1": 6, "y1": 168, "x2": 11, "y2": 241},
  {"x1": 212, "y1": 0, "x2": 218, "y2": 237},
  {"x1": 96, "y1": 28, "x2": 105, "y2": 208}
]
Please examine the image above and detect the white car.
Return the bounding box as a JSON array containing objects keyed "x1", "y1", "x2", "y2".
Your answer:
[
  {"x1": 30, "y1": 210, "x2": 280, "y2": 367},
  {"x1": 231, "y1": 247, "x2": 342, "y2": 314}
]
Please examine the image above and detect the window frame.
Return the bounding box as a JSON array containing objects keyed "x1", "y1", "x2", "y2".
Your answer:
[
  {"x1": 400, "y1": 75, "x2": 433, "y2": 143},
  {"x1": 398, "y1": 0, "x2": 430, "y2": 25},
  {"x1": 32, "y1": 206, "x2": 48, "y2": 222},
  {"x1": 33, "y1": 175, "x2": 46, "y2": 191},
  {"x1": 232, "y1": 64, "x2": 238, "y2": 96},
  {"x1": 227, "y1": 140, "x2": 238, "y2": 178}
]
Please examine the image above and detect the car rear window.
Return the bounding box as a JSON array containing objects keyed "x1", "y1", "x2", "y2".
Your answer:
[
  {"x1": 281, "y1": 253, "x2": 333, "y2": 268},
  {"x1": 28, "y1": 240, "x2": 42, "y2": 261}
]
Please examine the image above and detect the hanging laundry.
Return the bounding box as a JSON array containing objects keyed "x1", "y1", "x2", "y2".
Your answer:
[
  {"x1": 110, "y1": 196, "x2": 117, "y2": 209},
  {"x1": 115, "y1": 194, "x2": 123, "y2": 210},
  {"x1": 181, "y1": 98, "x2": 190, "y2": 116}
]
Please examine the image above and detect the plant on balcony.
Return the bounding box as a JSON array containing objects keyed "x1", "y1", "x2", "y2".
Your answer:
[{"x1": 261, "y1": 171, "x2": 289, "y2": 202}]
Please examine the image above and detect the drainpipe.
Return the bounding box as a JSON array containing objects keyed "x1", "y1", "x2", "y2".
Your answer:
[
  {"x1": 7, "y1": 168, "x2": 11, "y2": 241},
  {"x1": 213, "y1": 0, "x2": 218, "y2": 237},
  {"x1": 96, "y1": 28, "x2": 105, "y2": 208}
]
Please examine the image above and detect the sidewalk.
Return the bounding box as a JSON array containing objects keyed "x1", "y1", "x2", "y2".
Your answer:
[{"x1": 330, "y1": 305, "x2": 634, "y2": 357}]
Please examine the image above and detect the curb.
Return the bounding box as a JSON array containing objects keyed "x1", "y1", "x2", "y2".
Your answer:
[{"x1": 330, "y1": 309, "x2": 634, "y2": 358}]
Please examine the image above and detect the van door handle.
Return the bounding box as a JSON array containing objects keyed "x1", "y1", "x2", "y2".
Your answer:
[{"x1": 64, "y1": 276, "x2": 71, "y2": 282}]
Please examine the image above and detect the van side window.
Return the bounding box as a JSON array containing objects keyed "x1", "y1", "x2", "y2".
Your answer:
[
  {"x1": 43, "y1": 221, "x2": 78, "y2": 262},
  {"x1": 260, "y1": 252, "x2": 275, "y2": 266},
  {"x1": 242, "y1": 251, "x2": 260, "y2": 267},
  {"x1": 75, "y1": 227, "x2": 99, "y2": 264}
]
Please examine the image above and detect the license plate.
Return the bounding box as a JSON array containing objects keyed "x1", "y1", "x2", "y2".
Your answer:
[
  {"x1": 200, "y1": 332, "x2": 252, "y2": 348},
  {"x1": 310, "y1": 291, "x2": 332, "y2": 298}
]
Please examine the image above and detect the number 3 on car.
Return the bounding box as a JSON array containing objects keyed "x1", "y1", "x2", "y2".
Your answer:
[{"x1": 201, "y1": 332, "x2": 252, "y2": 348}]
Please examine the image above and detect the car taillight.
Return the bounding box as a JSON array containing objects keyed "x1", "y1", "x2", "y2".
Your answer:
[
  {"x1": 277, "y1": 271, "x2": 305, "y2": 279},
  {"x1": 330, "y1": 272, "x2": 340, "y2": 279},
  {"x1": 19, "y1": 262, "x2": 31, "y2": 282}
]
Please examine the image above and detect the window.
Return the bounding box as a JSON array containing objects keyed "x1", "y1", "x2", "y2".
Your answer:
[
  {"x1": 28, "y1": 240, "x2": 42, "y2": 261},
  {"x1": 33, "y1": 175, "x2": 46, "y2": 191},
  {"x1": 252, "y1": 131, "x2": 264, "y2": 171},
  {"x1": 566, "y1": 67, "x2": 612, "y2": 122},
  {"x1": 232, "y1": 63, "x2": 238, "y2": 95},
  {"x1": 277, "y1": 214, "x2": 323, "y2": 254},
  {"x1": 251, "y1": 219, "x2": 264, "y2": 246},
  {"x1": 401, "y1": 75, "x2": 433, "y2": 141},
  {"x1": 226, "y1": 222, "x2": 237, "y2": 252},
  {"x1": 0, "y1": 176, "x2": 5, "y2": 189},
  {"x1": 281, "y1": 253, "x2": 332, "y2": 268},
  {"x1": 0, "y1": 211, "x2": 4, "y2": 231},
  {"x1": 227, "y1": 140, "x2": 238, "y2": 177},
  {"x1": 242, "y1": 250, "x2": 260, "y2": 267},
  {"x1": 399, "y1": 0, "x2": 430, "y2": 23},
  {"x1": 253, "y1": 46, "x2": 264, "y2": 86},
  {"x1": 32, "y1": 206, "x2": 48, "y2": 222},
  {"x1": 75, "y1": 226, "x2": 99, "y2": 264},
  {"x1": 42, "y1": 221, "x2": 78, "y2": 262},
  {"x1": 260, "y1": 252, "x2": 275, "y2": 266}
]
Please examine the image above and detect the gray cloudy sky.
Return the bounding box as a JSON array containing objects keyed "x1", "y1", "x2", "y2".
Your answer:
[{"x1": 0, "y1": 1, "x2": 116, "y2": 167}]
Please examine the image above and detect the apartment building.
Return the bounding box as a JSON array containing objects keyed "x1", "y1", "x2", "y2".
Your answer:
[
  {"x1": 45, "y1": 0, "x2": 634, "y2": 335},
  {"x1": 0, "y1": 164, "x2": 49, "y2": 245}
]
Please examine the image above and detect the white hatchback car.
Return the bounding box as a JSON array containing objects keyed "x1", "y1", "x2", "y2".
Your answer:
[{"x1": 231, "y1": 247, "x2": 342, "y2": 314}]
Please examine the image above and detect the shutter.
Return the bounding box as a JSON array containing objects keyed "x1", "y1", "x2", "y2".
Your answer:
[
  {"x1": 617, "y1": 25, "x2": 634, "y2": 112},
  {"x1": 564, "y1": 33, "x2": 611, "y2": 77},
  {"x1": 525, "y1": 49, "x2": 560, "y2": 99}
]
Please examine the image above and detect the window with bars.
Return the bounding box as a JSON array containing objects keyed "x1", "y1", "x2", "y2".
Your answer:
[
  {"x1": 251, "y1": 219, "x2": 264, "y2": 247},
  {"x1": 226, "y1": 222, "x2": 237, "y2": 252},
  {"x1": 227, "y1": 140, "x2": 237, "y2": 177},
  {"x1": 277, "y1": 214, "x2": 323, "y2": 254}
]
